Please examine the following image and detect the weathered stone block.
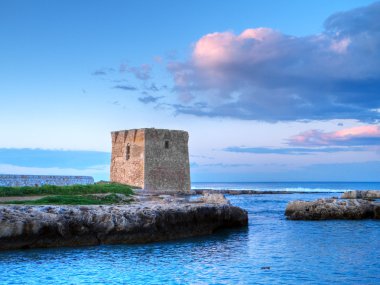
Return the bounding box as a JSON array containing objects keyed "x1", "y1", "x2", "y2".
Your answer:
[{"x1": 110, "y1": 128, "x2": 190, "y2": 192}]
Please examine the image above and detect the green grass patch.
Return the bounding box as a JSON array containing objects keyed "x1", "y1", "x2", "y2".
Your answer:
[
  {"x1": 0, "y1": 183, "x2": 133, "y2": 197},
  {"x1": 2, "y1": 194, "x2": 131, "y2": 205}
]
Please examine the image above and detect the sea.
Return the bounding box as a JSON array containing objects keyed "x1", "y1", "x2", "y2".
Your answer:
[{"x1": 0, "y1": 182, "x2": 379, "y2": 284}]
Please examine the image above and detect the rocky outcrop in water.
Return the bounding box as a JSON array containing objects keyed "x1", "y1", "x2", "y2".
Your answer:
[
  {"x1": 341, "y1": 190, "x2": 380, "y2": 199},
  {"x1": 198, "y1": 193, "x2": 231, "y2": 204},
  {"x1": 0, "y1": 194, "x2": 248, "y2": 251},
  {"x1": 285, "y1": 198, "x2": 380, "y2": 220}
]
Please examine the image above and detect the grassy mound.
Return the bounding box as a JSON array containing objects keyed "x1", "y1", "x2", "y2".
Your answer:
[{"x1": 0, "y1": 183, "x2": 133, "y2": 197}]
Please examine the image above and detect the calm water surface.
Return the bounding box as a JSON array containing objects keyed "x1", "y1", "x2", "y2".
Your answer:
[
  {"x1": 0, "y1": 184, "x2": 379, "y2": 284},
  {"x1": 192, "y1": 181, "x2": 380, "y2": 192}
]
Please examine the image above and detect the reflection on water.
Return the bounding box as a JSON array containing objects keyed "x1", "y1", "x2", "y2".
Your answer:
[{"x1": 0, "y1": 193, "x2": 379, "y2": 284}]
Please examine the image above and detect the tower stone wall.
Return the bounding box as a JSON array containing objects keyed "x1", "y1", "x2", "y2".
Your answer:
[
  {"x1": 144, "y1": 129, "x2": 190, "y2": 192},
  {"x1": 110, "y1": 128, "x2": 190, "y2": 192},
  {"x1": 110, "y1": 129, "x2": 145, "y2": 188}
]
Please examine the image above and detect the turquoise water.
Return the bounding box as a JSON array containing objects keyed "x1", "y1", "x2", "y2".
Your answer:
[{"x1": 0, "y1": 183, "x2": 379, "y2": 284}]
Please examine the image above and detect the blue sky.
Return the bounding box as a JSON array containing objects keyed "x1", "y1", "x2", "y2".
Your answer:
[{"x1": 1, "y1": 0, "x2": 379, "y2": 182}]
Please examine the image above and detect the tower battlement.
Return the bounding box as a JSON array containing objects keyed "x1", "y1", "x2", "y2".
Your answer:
[{"x1": 110, "y1": 128, "x2": 190, "y2": 192}]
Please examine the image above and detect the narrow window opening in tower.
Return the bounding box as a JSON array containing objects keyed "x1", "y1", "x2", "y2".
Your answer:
[
  {"x1": 165, "y1": 140, "x2": 169, "y2": 149},
  {"x1": 126, "y1": 144, "x2": 130, "y2": 160}
]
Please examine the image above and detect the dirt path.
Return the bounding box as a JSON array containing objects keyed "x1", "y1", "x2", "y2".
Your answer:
[{"x1": 0, "y1": 196, "x2": 47, "y2": 202}]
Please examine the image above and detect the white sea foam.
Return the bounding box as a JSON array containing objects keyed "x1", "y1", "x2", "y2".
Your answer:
[{"x1": 191, "y1": 182, "x2": 380, "y2": 193}]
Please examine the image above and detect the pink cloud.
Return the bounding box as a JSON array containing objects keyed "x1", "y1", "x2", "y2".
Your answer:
[
  {"x1": 334, "y1": 125, "x2": 380, "y2": 137},
  {"x1": 193, "y1": 28, "x2": 282, "y2": 68},
  {"x1": 289, "y1": 125, "x2": 380, "y2": 146},
  {"x1": 167, "y1": 2, "x2": 380, "y2": 122}
]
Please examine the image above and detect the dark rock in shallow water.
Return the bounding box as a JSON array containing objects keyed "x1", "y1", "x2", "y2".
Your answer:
[
  {"x1": 285, "y1": 198, "x2": 379, "y2": 220},
  {"x1": 0, "y1": 195, "x2": 248, "y2": 251},
  {"x1": 374, "y1": 204, "x2": 380, "y2": 219},
  {"x1": 341, "y1": 190, "x2": 380, "y2": 199}
]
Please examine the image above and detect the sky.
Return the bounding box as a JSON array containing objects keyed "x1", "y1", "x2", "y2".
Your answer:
[{"x1": 1, "y1": 0, "x2": 379, "y2": 182}]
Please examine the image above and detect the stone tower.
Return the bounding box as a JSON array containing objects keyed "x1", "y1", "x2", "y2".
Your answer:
[{"x1": 110, "y1": 128, "x2": 190, "y2": 192}]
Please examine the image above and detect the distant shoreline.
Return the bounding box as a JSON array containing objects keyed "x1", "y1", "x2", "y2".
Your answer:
[{"x1": 192, "y1": 189, "x2": 343, "y2": 195}]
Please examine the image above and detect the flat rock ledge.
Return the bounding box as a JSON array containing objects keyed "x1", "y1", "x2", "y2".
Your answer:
[
  {"x1": 285, "y1": 198, "x2": 380, "y2": 220},
  {"x1": 341, "y1": 190, "x2": 380, "y2": 199},
  {"x1": 0, "y1": 194, "x2": 248, "y2": 251}
]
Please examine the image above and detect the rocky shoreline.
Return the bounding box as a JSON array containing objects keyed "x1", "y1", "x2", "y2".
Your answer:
[
  {"x1": 0, "y1": 193, "x2": 248, "y2": 251},
  {"x1": 341, "y1": 190, "x2": 380, "y2": 199},
  {"x1": 285, "y1": 191, "x2": 380, "y2": 220}
]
